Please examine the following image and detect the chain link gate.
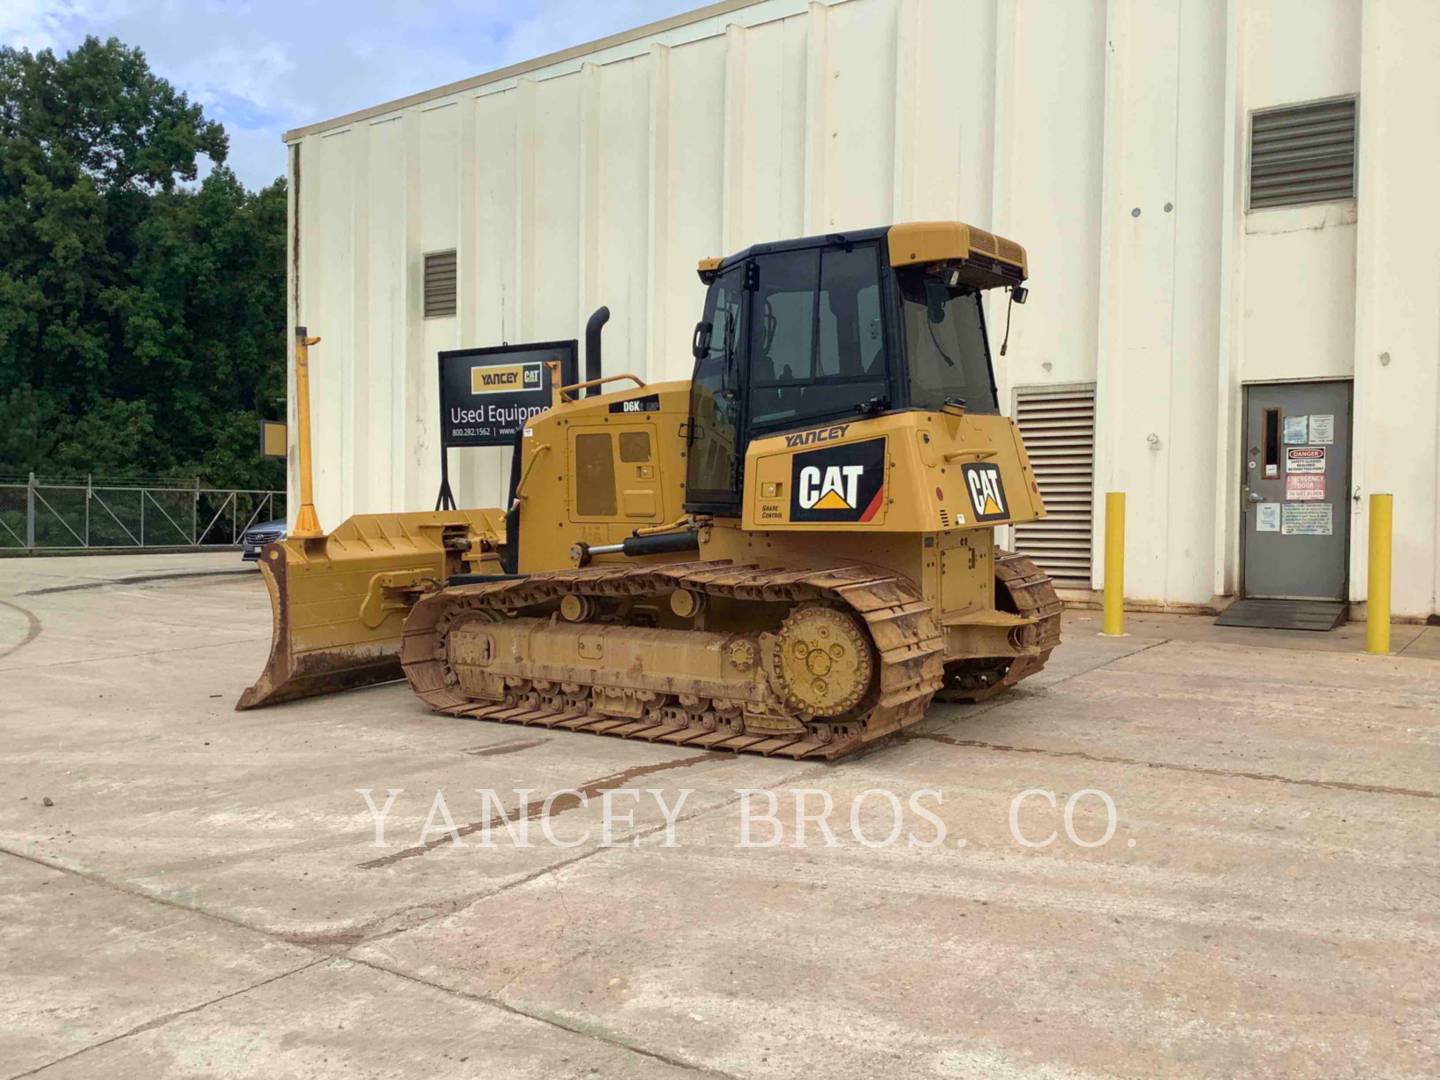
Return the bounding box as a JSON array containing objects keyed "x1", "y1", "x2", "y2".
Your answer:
[{"x1": 0, "y1": 474, "x2": 285, "y2": 552}]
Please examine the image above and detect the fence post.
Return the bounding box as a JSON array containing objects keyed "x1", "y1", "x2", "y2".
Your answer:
[
  {"x1": 85, "y1": 473, "x2": 92, "y2": 547},
  {"x1": 25, "y1": 471, "x2": 35, "y2": 550}
]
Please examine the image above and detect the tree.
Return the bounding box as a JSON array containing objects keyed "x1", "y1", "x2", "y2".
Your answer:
[{"x1": 0, "y1": 36, "x2": 285, "y2": 489}]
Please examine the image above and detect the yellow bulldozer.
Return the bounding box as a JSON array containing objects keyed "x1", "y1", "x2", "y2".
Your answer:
[{"x1": 239, "y1": 221, "x2": 1061, "y2": 759}]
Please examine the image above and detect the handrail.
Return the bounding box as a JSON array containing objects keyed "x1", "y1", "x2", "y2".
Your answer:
[
  {"x1": 511, "y1": 443, "x2": 551, "y2": 504},
  {"x1": 556, "y1": 373, "x2": 647, "y2": 401}
]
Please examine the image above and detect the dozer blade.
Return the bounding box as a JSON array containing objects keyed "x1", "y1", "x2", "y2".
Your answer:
[{"x1": 237, "y1": 509, "x2": 506, "y2": 710}]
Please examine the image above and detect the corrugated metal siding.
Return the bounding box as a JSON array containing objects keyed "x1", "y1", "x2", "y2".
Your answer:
[
  {"x1": 290, "y1": 0, "x2": 1115, "y2": 522},
  {"x1": 423, "y1": 250, "x2": 457, "y2": 318},
  {"x1": 1249, "y1": 96, "x2": 1357, "y2": 209},
  {"x1": 1013, "y1": 385, "x2": 1095, "y2": 589}
]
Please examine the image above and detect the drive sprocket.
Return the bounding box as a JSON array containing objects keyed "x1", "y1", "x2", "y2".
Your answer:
[{"x1": 767, "y1": 605, "x2": 874, "y2": 716}]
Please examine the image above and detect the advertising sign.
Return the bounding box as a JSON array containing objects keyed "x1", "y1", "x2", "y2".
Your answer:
[
  {"x1": 434, "y1": 339, "x2": 579, "y2": 509},
  {"x1": 438, "y1": 340, "x2": 578, "y2": 448}
]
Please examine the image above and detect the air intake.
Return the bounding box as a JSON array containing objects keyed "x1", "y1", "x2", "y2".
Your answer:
[{"x1": 1249, "y1": 96, "x2": 1357, "y2": 210}]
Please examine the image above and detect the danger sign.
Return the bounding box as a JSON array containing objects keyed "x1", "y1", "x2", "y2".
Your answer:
[{"x1": 1286, "y1": 447, "x2": 1326, "y2": 474}]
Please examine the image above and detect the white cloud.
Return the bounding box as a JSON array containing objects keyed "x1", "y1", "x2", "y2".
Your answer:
[
  {"x1": 172, "y1": 42, "x2": 296, "y2": 113},
  {"x1": 0, "y1": 0, "x2": 131, "y2": 51},
  {"x1": 4, "y1": 0, "x2": 695, "y2": 189}
]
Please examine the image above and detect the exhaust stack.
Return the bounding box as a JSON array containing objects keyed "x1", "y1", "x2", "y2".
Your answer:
[{"x1": 584, "y1": 306, "x2": 610, "y2": 397}]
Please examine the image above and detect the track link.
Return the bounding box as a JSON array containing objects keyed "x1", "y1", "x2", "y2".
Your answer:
[{"x1": 400, "y1": 561, "x2": 946, "y2": 760}]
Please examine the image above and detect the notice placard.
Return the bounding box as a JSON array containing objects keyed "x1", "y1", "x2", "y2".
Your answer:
[
  {"x1": 1281, "y1": 502, "x2": 1333, "y2": 536},
  {"x1": 1308, "y1": 414, "x2": 1335, "y2": 445},
  {"x1": 1285, "y1": 474, "x2": 1325, "y2": 501},
  {"x1": 1256, "y1": 503, "x2": 1280, "y2": 532},
  {"x1": 1283, "y1": 415, "x2": 1309, "y2": 444}
]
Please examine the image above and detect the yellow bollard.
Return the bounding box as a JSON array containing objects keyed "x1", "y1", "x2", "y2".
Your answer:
[
  {"x1": 1102, "y1": 491, "x2": 1126, "y2": 636},
  {"x1": 1365, "y1": 493, "x2": 1393, "y2": 655},
  {"x1": 290, "y1": 326, "x2": 323, "y2": 539}
]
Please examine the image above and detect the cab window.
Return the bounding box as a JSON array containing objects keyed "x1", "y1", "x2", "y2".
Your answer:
[
  {"x1": 747, "y1": 244, "x2": 889, "y2": 432},
  {"x1": 898, "y1": 268, "x2": 998, "y2": 413}
]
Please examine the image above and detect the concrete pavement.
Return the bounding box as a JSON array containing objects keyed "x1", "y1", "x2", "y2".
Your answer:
[{"x1": 1, "y1": 553, "x2": 1436, "y2": 1078}]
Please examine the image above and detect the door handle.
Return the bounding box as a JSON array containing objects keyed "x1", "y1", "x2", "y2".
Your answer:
[{"x1": 1247, "y1": 493, "x2": 1263, "y2": 503}]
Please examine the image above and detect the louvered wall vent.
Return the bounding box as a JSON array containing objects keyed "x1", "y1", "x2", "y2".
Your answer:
[
  {"x1": 423, "y1": 250, "x2": 457, "y2": 318},
  {"x1": 1249, "y1": 96, "x2": 1357, "y2": 210},
  {"x1": 1012, "y1": 384, "x2": 1096, "y2": 590}
]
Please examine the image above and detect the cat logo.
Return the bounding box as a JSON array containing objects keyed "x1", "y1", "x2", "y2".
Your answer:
[
  {"x1": 799, "y1": 465, "x2": 864, "y2": 511},
  {"x1": 961, "y1": 462, "x2": 1009, "y2": 522},
  {"x1": 471, "y1": 361, "x2": 543, "y2": 395},
  {"x1": 789, "y1": 437, "x2": 886, "y2": 523}
]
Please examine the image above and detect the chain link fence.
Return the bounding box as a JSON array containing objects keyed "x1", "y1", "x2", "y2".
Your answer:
[{"x1": 0, "y1": 474, "x2": 285, "y2": 553}]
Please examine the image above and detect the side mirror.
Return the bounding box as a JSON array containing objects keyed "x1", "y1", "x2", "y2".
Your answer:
[
  {"x1": 692, "y1": 320, "x2": 713, "y2": 360},
  {"x1": 1012, "y1": 285, "x2": 1029, "y2": 305}
]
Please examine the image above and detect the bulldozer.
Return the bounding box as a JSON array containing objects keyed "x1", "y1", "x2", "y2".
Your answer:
[{"x1": 239, "y1": 221, "x2": 1061, "y2": 760}]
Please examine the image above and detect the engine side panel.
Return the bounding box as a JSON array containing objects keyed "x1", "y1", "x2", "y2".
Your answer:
[
  {"x1": 742, "y1": 410, "x2": 1045, "y2": 532},
  {"x1": 511, "y1": 380, "x2": 693, "y2": 572}
]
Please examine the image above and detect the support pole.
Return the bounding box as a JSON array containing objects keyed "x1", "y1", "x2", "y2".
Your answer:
[
  {"x1": 1365, "y1": 493, "x2": 1392, "y2": 655},
  {"x1": 291, "y1": 326, "x2": 323, "y2": 539},
  {"x1": 1102, "y1": 491, "x2": 1126, "y2": 636}
]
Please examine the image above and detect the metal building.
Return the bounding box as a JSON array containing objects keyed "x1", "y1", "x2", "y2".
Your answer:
[{"x1": 284, "y1": 0, "x2": 1440, "y2": 619}]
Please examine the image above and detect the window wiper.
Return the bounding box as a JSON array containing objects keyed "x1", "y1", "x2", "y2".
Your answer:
[{"x1": 927, "y1": 317, "x2": 957, "y2": 368}]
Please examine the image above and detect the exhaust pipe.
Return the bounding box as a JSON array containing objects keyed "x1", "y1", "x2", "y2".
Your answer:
[{"x1": 584, "y1": 306, "x2": 610, "y2": 397}]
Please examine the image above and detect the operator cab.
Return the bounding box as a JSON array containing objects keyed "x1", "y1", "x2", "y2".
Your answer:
[{"x1": 685, "y1": 222, "x2": 1028, "y2": 515}]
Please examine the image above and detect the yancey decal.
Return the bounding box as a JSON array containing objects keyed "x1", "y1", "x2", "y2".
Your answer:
[
  {"x1": 783, "y1": 422, "x2": 851, "y2": 449},
  {"x1": 789, "y1": 437, "x2": 886, "y2": 523},
  {"x1": 961, "y1": 462, "x2": 1009, "y2": 522},
  {"x1": 471, "y1": 361, "x2": 543, "y2": 395}
]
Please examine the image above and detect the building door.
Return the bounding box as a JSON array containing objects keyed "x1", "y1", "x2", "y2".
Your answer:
[{"x1": 1241, "y1": 381, "x2": 1352, "y2": 600}]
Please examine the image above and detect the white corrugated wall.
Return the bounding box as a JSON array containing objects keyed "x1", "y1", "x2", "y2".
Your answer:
[{"x1": 288, "y1": 0, "x2": 1440, "y2": 618}]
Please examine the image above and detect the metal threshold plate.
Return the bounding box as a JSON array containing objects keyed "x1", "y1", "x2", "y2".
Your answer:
[{"x1": 1214, "y1": 599, "x2": 1347, "y2": 631}]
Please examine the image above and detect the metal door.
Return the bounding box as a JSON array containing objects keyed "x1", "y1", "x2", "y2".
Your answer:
[{"x1": 1241, "y1": 381, "x2": 1352, "y2": 599}]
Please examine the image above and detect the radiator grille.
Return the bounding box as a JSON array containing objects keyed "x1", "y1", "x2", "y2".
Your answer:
[{"x1": 1012, "y1": 384, "x2": 1096, "y2": 589}]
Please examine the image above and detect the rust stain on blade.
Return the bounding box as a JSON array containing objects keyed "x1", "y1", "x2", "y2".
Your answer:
[
  {"x1": 357, "y1": 752, "x2": 715, "y2": 869},
  {"x1": 236, "y1": 543, "x2": 408, "y2": 709}
]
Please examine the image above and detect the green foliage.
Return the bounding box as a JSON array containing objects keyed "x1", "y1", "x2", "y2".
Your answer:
[{"x1": 0, "y1": 36, "x2": 285, "y2": 489}]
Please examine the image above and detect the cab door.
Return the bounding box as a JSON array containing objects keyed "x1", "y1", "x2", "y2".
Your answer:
[{"x1": 685, "y1": 264, "x2": 748, "y2": 514}]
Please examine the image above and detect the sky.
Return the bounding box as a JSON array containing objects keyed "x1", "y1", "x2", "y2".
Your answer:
[{"x1": 1, "y1": 0, "x2": 702, "y2": 190}]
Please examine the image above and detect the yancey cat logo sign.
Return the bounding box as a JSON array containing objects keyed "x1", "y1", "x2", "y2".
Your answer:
[
  {"x1": 961, "y1": 462, "x2": 1009, "y2": 522},
  {"x1": 790, "y1": 438, "x2": 886, "y2": 523}
]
